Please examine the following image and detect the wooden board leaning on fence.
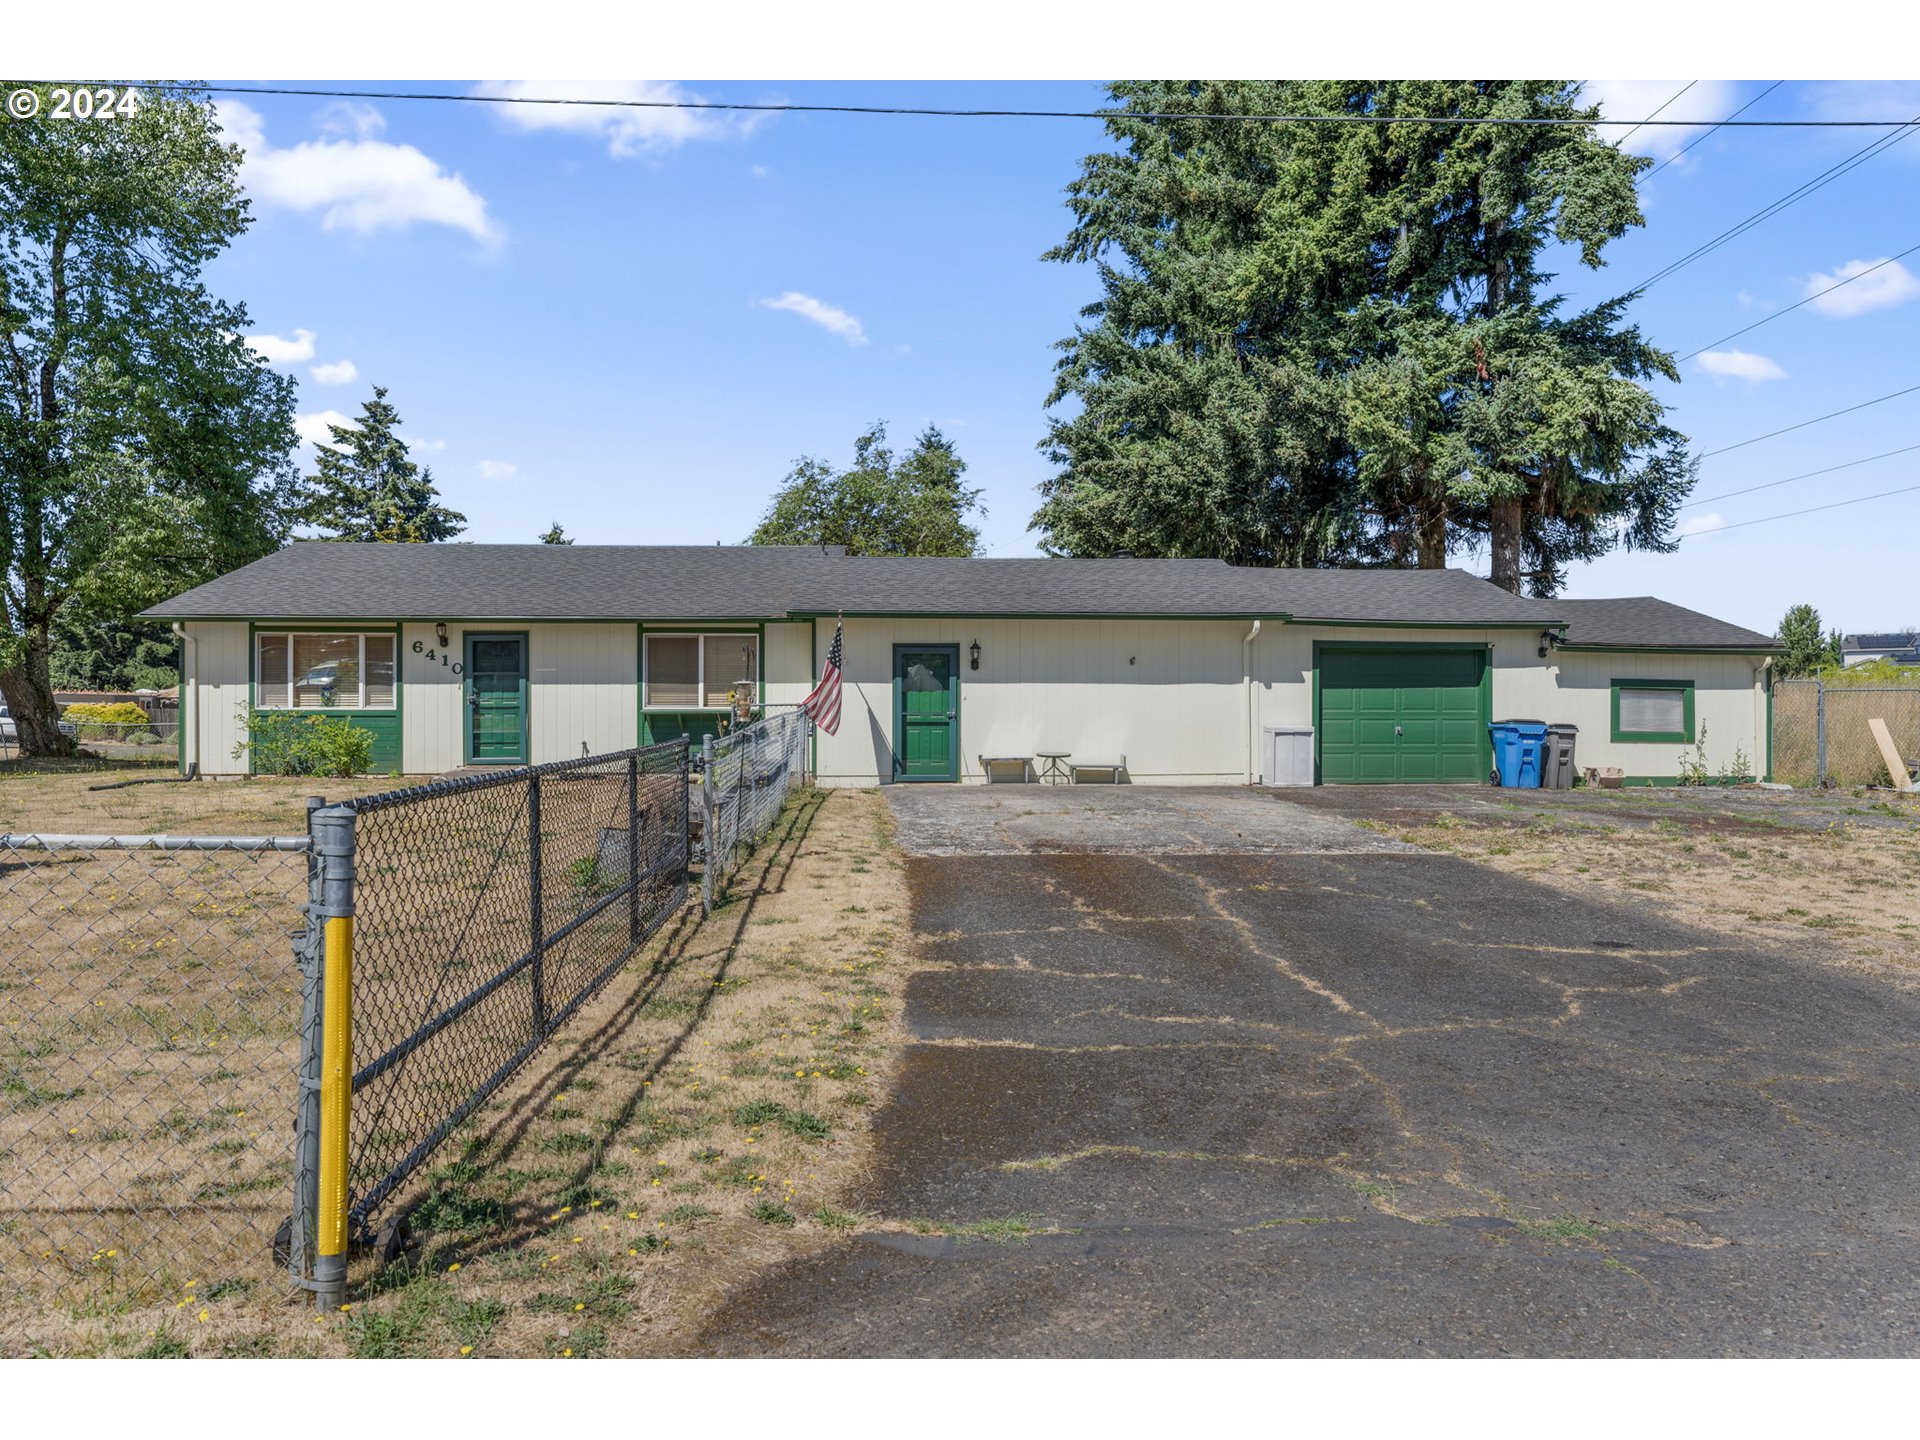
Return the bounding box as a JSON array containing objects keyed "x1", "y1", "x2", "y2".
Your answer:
[{"x1": 1867, "y1": 718, "x2": 1919, "y2": 792}]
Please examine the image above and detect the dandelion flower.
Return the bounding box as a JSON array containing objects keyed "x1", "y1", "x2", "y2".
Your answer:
[
  {"x1": 447, "y1": 1263, "x2": 461, "y2": 1272},
  {"x1": 460, "y1": 1345, "x2": 474, "y2": 1356}
]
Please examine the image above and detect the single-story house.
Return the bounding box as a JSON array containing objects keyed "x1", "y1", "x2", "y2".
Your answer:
[
  {"x1": 142, "y1": 543, "x2": 1780, "y2": 786},
  {"x1": 1841, "y1": 632, "x2": 1920, "y2": 667}
]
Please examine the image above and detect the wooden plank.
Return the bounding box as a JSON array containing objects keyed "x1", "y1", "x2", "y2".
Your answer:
[{"x1": 1867, "y1": 717, "x2": 1916, "y2": 791}]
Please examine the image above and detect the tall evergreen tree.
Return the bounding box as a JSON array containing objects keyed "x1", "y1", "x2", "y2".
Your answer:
[
  {"x1": 300, "y1": 387, "x2": 466, "y2": 543},
  {"x1": 538, "y1": 522, "x2": 573, "y2": 545},
  {"x1": 749, "y1": 423, "x2": 984, "y2": 556},
  {"x1": 0, "y1": 82, "x2": 297, "y2": 754},
  {"x1": 1035, "y1": 81, "x2": 1694, "y2": 594}
]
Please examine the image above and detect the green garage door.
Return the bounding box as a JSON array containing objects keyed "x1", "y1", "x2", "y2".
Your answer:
[{"x1": 1318, "y1": 648, "x2": 1488, "y2": 784}]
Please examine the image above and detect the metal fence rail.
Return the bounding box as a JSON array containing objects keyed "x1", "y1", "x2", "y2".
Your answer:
[
  {"x1": 1773, "y1": 679, "x2": 1920, "y2": 787},
  {"x1": 292, "y1": 740, "x2": 690, "y2": 1298},
  {"x1": 699, "y1": 708, "x2": 813, "y2": 912},
  {"x1": 0, "y1": 834, "x2": 308, "y2": 1309}
]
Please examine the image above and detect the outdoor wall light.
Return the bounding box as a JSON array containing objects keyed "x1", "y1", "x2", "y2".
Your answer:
[
  {"x1": 1537, "y1": 628, "x2": 1564, "y2": 660},
  {"x1": 435, "y1": 621, "x2": 449, "y2": 648},
  {"x1": 969, "y1": 639, "x2": 982, "y2": 671}
]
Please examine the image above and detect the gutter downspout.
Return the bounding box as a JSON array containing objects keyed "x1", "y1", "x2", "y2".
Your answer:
[
  {"x1": 1243, "y1": 619, "x2": 1262, "y2": 785},
  {"x1": 171, "y1": 623, "x2": 200, "y2": 780},
  {"x1": 1755, "y1": 656, "x2": 1774, "y2": 782}
]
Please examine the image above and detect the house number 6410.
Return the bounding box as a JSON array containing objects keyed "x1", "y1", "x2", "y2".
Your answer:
[{"x1": 410, "y1": 639, "x2": 464, "y2": 675}]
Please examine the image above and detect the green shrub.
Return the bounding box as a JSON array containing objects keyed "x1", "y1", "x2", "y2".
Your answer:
[
  {"x1": 234, "y1": 709, "x2": 375, "y2": 777},
  {"x1": 129, "y1": 730, "x2": 163, "y2": 746},
  {"x1": 61, "y1": 701, "x2": 151, "y2": 725}
]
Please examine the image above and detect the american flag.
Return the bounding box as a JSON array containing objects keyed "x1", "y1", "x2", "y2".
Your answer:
[{"x1": 801, "y1": 619, "x2": 844, "y2": 736}]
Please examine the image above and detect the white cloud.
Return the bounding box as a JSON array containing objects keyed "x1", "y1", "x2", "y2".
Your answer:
[
  {"x1": 401, "y1": 434, "x2": 447, "y2": 454},
  {"x1": 750, "y1": 164, "x2": 770, "y2": 179},
  {"x1": 1803, "y1": 257, "x2": 1920, "y2": 318},
  {"x1": 309, "y1": 358, "x2": 358, "y2": 385},
  {"x1": 1696, "y1": 349, "x2": 1787, "y2": 382},
  {"x1": 316, "y1": 101, "x2": 386, "y2": 140},
  {"x1": 757, "y1": 291, "x2": 867, "y2": 346},
  {"x1": 475, "y1": 80, "x2": 758, "y2": 159},
  {"x1": 247, "y1": 328, "x2": 316, "y2": 364},
  {"x1": 478, "y1": 459, "x2": 518, "y2": 481},
  {"x1": 1583, "y1": 79, "x2": 1740, "y2": 160},
  {"x1": 1678, "y1": 512, "x2": 1726, "y2": 538},
  {"x1": 216, "y1": 99, "x2": 499, "y2": 244},
  {"x1": 1804, "y1": 82, "x2": 1920, "y2": 129},
  {"x1": 295, "y1": 409, "x2": 354, "y2": 449},
  {"x1": 1735, "y1": 289, "x2": 1775, "y2": 313}
]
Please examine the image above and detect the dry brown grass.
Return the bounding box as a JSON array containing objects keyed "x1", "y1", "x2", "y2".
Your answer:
[
  {"x1": 1369, "y1": 797, "x2": 1920, "y2": 976},
  {"x1": 0, "y1": 761, "x2": 400, "y2": 837},
  {"x1": 4, "y1": 785, "x2": 915, "y2": 1357}
]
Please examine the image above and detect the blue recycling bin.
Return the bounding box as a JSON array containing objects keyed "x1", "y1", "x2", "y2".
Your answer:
[{"x1": 1489, "y1": 720, "x2": 1549, "y2": 788}]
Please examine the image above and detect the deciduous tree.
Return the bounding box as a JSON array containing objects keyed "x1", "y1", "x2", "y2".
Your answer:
[
  {"x1": 0, "y1": 82, "x2": 297, "y2": 754},
  {"x1": 749, "y1": 423, "x2": 984, "y2": 556}
]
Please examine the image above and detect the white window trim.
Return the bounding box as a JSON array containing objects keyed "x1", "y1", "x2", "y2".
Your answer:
[
  {"x1": 642, "y1": 631, "x2": 758, "y2": 712},
  {"x1": 256, "y1": 631, "x2": 396, "y2": 711}
]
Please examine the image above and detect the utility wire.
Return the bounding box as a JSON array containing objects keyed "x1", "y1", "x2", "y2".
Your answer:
[
  {"x1": 1680, "y1": 441, "x2": 1920, "y2": 509},
  {"x1": 107, "y1": 81, "x2": 1920, "y2": 128},
  {"x1": 1631, "y1": 117, "x2": 1920, "y2": 291},
  {"x1": 1697, "y1": 382, "x2": 1920, "y2": 459},
  {"x1": 1610, "y1": 81, "x2": 1696, "y2": 149},
  {"x1": 1641, "y1": 81, "x2": 1786, "y2": 181},
  {"x1": 1680, "y1": 480, "x2": 1920, "y2": 538},
  {"x1": 1679, "y1": 241, "x2": 1920, "y2": 361}
]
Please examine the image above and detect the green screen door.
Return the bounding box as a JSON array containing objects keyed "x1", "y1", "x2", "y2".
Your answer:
[
  {"x1": 895, "y1": 646, "x2": 957, "y2": 781},
  {"x1": 466, "y1": 634, "x2": 528, "y2": 764}
]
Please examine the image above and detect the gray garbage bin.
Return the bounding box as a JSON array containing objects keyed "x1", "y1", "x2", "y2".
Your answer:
[{"x1": 1543, "y1": 723, "x2": 1578, "y2": 789}]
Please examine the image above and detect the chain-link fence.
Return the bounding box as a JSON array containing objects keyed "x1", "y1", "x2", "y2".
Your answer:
[
  {"x1": 297, "y1": 741, "x2": 690, "y2": 1286},
  {"x1": 1773, "y1": 679, "x2": 1920, "y2": 787},
  {"x1": 699, "y1": 708, "x2": 812, "y2": 912},
  {"x1": 0, "y1": 835, "x2": 308, "y2": 1311}
]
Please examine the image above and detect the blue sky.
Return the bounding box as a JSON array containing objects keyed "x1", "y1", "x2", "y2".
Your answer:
[{"x1": 209, "y1": 79, "x2": 1920, "y2": 636}]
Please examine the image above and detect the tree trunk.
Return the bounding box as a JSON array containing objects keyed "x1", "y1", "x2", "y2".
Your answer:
[
  {"x1": 0, "y1": 624, "x2": 76, "y2": 757},
  {"x1": 1488, "y1": 497, "x2": 1524, "y2": 593},
  {"x1": 1414, "y1": 460, "x2": 1447, "y2": 568}
]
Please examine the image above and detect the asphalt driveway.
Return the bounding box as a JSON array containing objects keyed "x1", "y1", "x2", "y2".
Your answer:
[{"x1": 698, "y1": 787, "x2": 1920, "y2": 1357}]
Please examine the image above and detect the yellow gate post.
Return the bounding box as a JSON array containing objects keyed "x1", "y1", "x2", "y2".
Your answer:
[{"x1": 310, "y1": 806, "x2": 357, "y2": 1310}]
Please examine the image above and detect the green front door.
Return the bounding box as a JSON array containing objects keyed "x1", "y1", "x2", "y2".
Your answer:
[
  {"x1": 1318, "y1": 647, "x2": 1487, "y2": 784},
  {"x1": 894, "y1": 645, "x2": 958, "y2": 781},
  {"x1": 466, "y1": 633, "x2": 528, "y2": 764}
]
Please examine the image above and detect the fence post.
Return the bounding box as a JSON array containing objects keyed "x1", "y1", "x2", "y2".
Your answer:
[
  {"x1": 628, "y1": 751, "x2": 641, "y2": 947},
  {"x1": 701, "y1": 734, "x2": 716, "y2": 914},
  {"x1": 1816, "y1": 677, "x2": 1828, "y2": 787},
  {"x1": 309, "y1": 803, "x2": 357, "y2": 1311},
  {"x1": 290, "y1": 796, "x2": 327, "y2": 1287},
  {"x1": 529, "y1": 769, "x2": 548, "y2": 1034}
]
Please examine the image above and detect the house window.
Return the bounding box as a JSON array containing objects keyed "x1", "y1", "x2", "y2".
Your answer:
[
  {"x1": 1611, "y1": 679, "x2": 1694, "y2": 743},
  {"x1": 644, "y1": 632, "x2": 757, "y2": 710},
  {"x1": 254, "y1": 632, "x2": 398, "y2": 711}
]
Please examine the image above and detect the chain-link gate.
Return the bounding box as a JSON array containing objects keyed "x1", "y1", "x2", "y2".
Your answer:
[
  {"x1": 290, "y1": 741, "x2": 691, "y2": 1305},
  {"x1": 0, "y1": 834, "x2": 309, "y2": 1314},
  {"x1": 699, "y1": 708, "x2": 813, "y2": 913},
  {"x1": 1773, "y1": 679, "x2": 1920, "y2": 787}
]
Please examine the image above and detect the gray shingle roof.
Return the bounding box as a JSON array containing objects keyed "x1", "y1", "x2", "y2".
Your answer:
[
  {"x1": 141, "y1": 543, "x2": 1764, "y2": 648},
  {"x1": 1545, "y1": 598, "x2": 1777, "y2": 650},
  {"x1": 141, "y1": 543, "x2": 1562, "y2": 625}
]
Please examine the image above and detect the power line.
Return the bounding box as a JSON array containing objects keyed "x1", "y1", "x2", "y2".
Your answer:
[
  {"x1": 1610, "y1": 81, "x2": 1696, "y2": 149},
  {"x1": 1680, "y1": 441, "x2": 1920, "y2": 509},
  {"x1": 1679, "y1": 242, "x2": 1920, "y2": 361},
  {"x1": 1697, "y1": 382, "x2": 1920, "y2": 459},
  {"x1": 1680, "y1": 480, "x2": 1920, "y2": 538},
  {"x1": 1630, "y1": 117, "x2": 1920, "y2": 292},
  {"x1": 1640, "y1": 81, "x2": 1786, "y2": 181},
  {"x1": 108, "y1": 81, "x2": 1920, "y2": 128}
]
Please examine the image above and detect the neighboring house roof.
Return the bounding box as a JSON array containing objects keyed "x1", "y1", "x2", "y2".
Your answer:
[
  {"x1": 1544, "y1": 598, "x2": 1777, "y2": 651},
  {"x1": 141, "y1": 543, "x2": 1760, "y2": 648},
  {"x1": 1842, "y1": 632, "x2": 1919, "y2": 652}
]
